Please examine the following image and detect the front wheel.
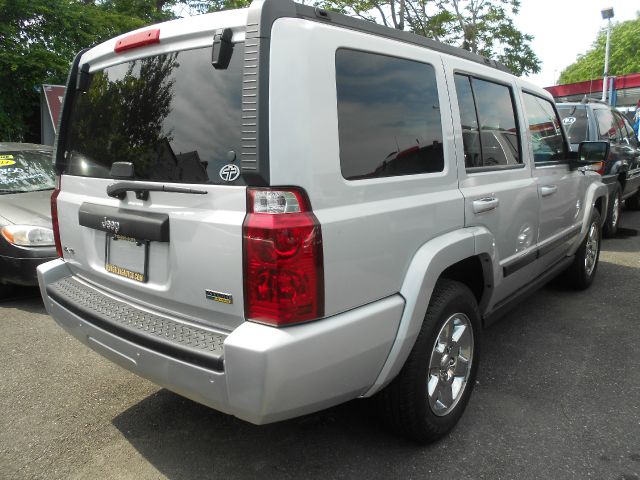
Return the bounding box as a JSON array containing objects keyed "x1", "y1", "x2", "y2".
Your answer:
[
  {"x1": 378, "y1": 279, "x2": 481, "y2": 443},
  {"x1": 564, "y1": 210, "x2": 601, "y2": 290}
]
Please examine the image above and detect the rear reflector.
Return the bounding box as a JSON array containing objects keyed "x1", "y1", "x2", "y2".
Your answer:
[
  {"x1": 51, "y1": 176, "x2": 63, "y2": 257},
  {"x1": 114, "y1": 29, "x2": 160, "y2": 53},
  {"x1": 243, "y1": 188, "x2": 324, "y2": 327}
]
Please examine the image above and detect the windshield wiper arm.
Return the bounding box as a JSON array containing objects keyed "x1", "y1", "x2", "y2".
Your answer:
[{"x1": 106, "y1": 181, "x2": 208, "y2": 200}]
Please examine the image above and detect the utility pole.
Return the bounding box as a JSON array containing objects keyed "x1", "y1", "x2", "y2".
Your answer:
[{"x1": 601, "y1": 7, "x2": 614, "y2": 102}]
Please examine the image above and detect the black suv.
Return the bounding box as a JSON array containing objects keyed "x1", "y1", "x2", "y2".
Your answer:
[{"x1": 557, "y1": 101, "x2": 640, "y2": 236}]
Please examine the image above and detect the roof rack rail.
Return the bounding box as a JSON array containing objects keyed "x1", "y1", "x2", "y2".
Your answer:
[{"x1": 254, "y1": 0, "x2": 512, "y2": 75}]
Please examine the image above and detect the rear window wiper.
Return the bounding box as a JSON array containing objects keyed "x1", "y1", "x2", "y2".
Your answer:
[{"x1": 106, "y1": 181, "x2": 208, "y2": 200}]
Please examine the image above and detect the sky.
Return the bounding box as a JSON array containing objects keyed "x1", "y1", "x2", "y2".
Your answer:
[{"x1": 514, "y1": 0, "x2": 639, "y2": 88}]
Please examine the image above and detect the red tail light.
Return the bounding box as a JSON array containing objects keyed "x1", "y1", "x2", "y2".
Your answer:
[
  {"x1": 51, "y1": 176, "x2": 63, "y2": 257},
  {"x1": 243, "y1": 188, "x2": 324, "y2": 326}
]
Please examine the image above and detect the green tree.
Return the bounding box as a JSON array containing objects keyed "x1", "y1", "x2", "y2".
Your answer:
[
  {"x1": 0, "y1": 0, "x2": 174, "y2": 142},
  {"x1": 559, "y1": 14, "x2": 640, "y2": 84}
]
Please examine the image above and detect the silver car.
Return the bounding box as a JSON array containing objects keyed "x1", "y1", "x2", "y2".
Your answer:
[{"x1": 37, "y1": 0, "x2": 608, "y2": 443}]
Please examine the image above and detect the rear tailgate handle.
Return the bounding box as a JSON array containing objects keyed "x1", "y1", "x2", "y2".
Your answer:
[
  {"x1": 540, "y1": 185, "x2": 558, "y2": 197},
  {"x1": 472, "y1": 197, "x2": 499, "y2": 214}
]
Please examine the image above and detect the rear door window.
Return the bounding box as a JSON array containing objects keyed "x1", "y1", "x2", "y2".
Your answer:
[
  {"x1": 454, "y1": 74, "x2": 521, "y2": 169},
  {"x1": 63, "y1": 44, "x2": 245, "y2": 185},
  {"x1": 335, "y1": 49, "x2": 444, "y2": 180}
]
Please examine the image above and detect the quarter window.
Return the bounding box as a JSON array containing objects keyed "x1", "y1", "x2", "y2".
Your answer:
[
  {"x1": 454, "y1": 74, "x2": 521, "y2": 168},
  {"x1": 522, "y1": 93, "x2": 565, "y2": 162},
  {"x1": 335, "y1": 49, "x2": 444, "y2": 180}
]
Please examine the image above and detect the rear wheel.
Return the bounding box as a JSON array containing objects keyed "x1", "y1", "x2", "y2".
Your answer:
[
  {"x1": 603, "y1": 184, "x2": 621, "y2": 237},
  {"x1": 564, "y1": 210, "x2": 601, "y2": 290},
  {"x1": 378, "y1": 279, "x2": 480, "y2": 443}
]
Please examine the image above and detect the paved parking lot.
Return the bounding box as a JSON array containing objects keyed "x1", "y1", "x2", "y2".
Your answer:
[{"x1": 1, "y1": 212, "x2": 639, "y2": 480}]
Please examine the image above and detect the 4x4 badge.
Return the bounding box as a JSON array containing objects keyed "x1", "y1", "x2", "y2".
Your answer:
[
  {"x1": 219, "y1": 164, "x2": 240, "y2": 182},
  {"x1": 205, "y1": 290, "x2": 233, "y2": 304}
]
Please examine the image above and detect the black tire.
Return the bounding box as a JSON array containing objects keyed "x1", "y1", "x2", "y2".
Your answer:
[
  {"x1": 564, "y1": 209, "x2": 601, "y2": 290},
  {"x1": 603, "y1": 184, "x2": 621, "y2": 238},
  {"x1": 378, "y1": 279, "x2": 481, "y2": 443},
  {"x1": 626, "y1": 189, "x2": 640, "y2": 211}
]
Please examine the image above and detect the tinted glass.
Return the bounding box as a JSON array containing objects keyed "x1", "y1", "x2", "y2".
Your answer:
[
  {"x1": 454, "y1": 75, "x2": 520, "y2": 168},
  {"x1": 557, "y1": 105, "x2": 589, "y2": 144},
  {"x1": 335, "y1": 49, "x2": 444, "y2": 180},
  {"x1": 472, "y1": 78, "x2": 521, "y2": 167},
  {"x1": 594, "y1": 108, "x2": 618, "y2": 142},
  {"x1": 619, "y1": 114, "x2": 639, "y2": 146},
  {"x1": 522, "y1": 93, "x2": 565, "y2": 162},
  {"x1": 454, "y1": 74, "x2": 481, "y2": 168},
  {"x1": 0, "y1": 150, "x2": 55, "y2": 194},
  {"x1": 614, "y1": 111, "x2": 638, "y2": 146},
  {"x1": 64, "y1": 45, "x2": 244, "y2": 185}
]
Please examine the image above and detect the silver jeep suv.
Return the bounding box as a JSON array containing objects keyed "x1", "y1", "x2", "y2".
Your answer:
[{"x1": 38, "y1": 0, "x2": 608, "y2": 443}]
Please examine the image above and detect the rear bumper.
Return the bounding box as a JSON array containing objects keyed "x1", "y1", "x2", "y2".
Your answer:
[{"x1": 38, "y1": 259, "x2": 404, "y2": 424}]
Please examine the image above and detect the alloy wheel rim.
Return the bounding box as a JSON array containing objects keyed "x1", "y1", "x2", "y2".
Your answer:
[
  {"x1": 612, "y1": 195, "x2": 620, "y2": 228},
  {"x1": 585, "y1": 221, "x2": 599, "y2": 276},
  {"x1": 427, "y1": 313, "x2": 474, "y2": 417}
]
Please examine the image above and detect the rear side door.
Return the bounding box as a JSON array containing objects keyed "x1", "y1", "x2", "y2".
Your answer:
[
  {"x1": 55, "y1": 33, "x2": 249, "y2": 332},
  {"x1": 524, "y1": 92, "x2": 585, "y2": 269},
  {"x1": 613, "y1": 110, "x2": 640, "y2": 197},
  {"x1": 446, "y1": 63, "x2": 540, "y2": 304}
]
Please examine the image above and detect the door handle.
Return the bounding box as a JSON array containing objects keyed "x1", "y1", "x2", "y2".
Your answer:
[
  {"x1": 540, "y1": 185, "x2": 558, "y2": 197},
  {"x1": 472, "y1": 197, "x2": 499, "y2": 214}
]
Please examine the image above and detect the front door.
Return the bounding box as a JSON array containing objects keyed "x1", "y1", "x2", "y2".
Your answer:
[
  {"x1": 522, "y1": 92, "x2": 586, "y2": 270},
  {"x1": 447, "y1": 66, "x2": 540, "y2": 306}
]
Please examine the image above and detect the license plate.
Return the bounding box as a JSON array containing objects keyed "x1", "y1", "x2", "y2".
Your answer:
[{"x1": 105, "y1": 234, "x2": 149, "y2": 283}]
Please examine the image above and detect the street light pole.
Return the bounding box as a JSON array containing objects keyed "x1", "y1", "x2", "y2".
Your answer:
[{"x1": 601, "y1": 7, "x2": 614, "y2": 102}]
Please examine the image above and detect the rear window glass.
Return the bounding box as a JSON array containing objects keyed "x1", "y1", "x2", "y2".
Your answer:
[
  {"x1": 63, "y1": 44, "x2": 244, "y2": 185},
  {"x1": 335, "y1": 49, "x2": 444, "y2": 180},
  {"x1": 557, "y1": 106, "x2": 589, "y2": 144},
  {"x1": 0, "y1": 150, "x2": 55, "y2": 194}
]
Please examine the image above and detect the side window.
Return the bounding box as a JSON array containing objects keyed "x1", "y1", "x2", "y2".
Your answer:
[
  {"x1": 335, "y1": 49, "x2": 444, "y2": 180},
  {"x1": 621, "y1": 115, "x2": 639, "y2": 146},
  {"x1": 594, "y1": 109, "x2": 618, "y2": 142},
  {"x1": 454, "y1": 74, "x2": 521, "y2": 168},
  {"x1": 614, "y1": 111, "x2": 638, "y2": 146},
  {"x1": 454, "y1": 74, "x2": 481, "y2": 167},
  {"x1": 612, "y1": 111, "x2": 627, "y2": 143},
  {"x1": 522, "y1": 93, "x2": 566, "y2": 162}
]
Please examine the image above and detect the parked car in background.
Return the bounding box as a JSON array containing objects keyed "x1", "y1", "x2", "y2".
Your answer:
[
  {"x1": 557, "y1": 101, "x2": 640, "y2": 236},
  {"x1": 38, "y1": 0, "x2": 608, "y2": 443},
  {"x1": 0, "y1": 143, "x2": 57, "y2": 296}
]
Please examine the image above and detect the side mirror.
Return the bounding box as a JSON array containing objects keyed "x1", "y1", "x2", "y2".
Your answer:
[
  {"x1": 578, "y1": 141, "x2": 609, "y2": 162},
  {"x1": 570, "y1": 141, "x2": 609, "y2": 170}
]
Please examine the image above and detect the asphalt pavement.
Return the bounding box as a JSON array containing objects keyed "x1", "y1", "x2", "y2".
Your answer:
[{"x1": 1, "y1": 211, "x2": 639, "y2": 480}]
